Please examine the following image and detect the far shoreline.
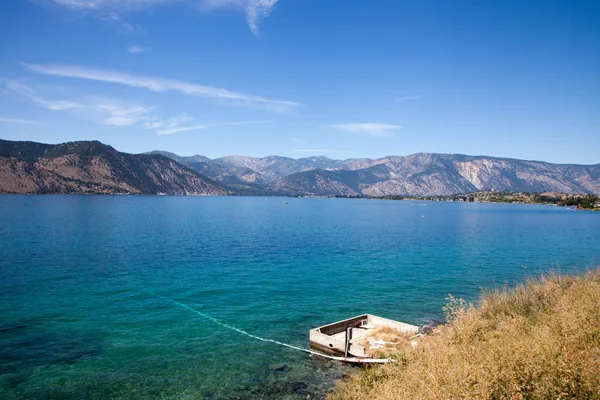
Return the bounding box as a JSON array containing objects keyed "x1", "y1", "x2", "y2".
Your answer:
[{"x1": 1, "y1": 191, "x2": 599, "y2": 211}]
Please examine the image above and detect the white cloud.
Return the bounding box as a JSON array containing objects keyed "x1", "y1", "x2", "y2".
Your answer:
[
  {"x1": 95, "y1": 103, "x2": 155, "y2": 126},
  {"x1": 5, "y1": 80, "x2": 80, "y2": 110},
  {"x1": 0, "y1": 117, "x2": 41, "y2": 125},
  {"x1": 52, "y1": 0, "x2": 100, "y2": 9},
  {"x1": 23, "y1": 63, "x2": 302, "y2": 112},
  {"x1": 394, "y1": 95, "x2": 423, "y2": 103},
  {"x1": 49, "y1": 0, "x2": 171, "y2": 11},
  {"x1": 330, "y1": 123, "x2": 402, "y2": 137},
  {"x1": 37, "y1": 99, "x2": 78, "y2": 111},
  {"x1": 241, "y1": 0, "x2": 279, "y2": 37},
  {"x1": 144, "y1": 113, "x2": 193, "y2": 129},
  {"x1": 157, "y1": 120, "x2": 270, "y2": 135},
  {"x1": 103, "y1": 12, "x2": 142, "y2": 33},
  {"x1": 42, "y1": 0, "x2": 280, "y2": 36},
  {"x1": 128, "y1": 45, "x2": 147, "y2": 53},
  {"x1": 199, "y1": 1, "x2": 280, "y2": 36},
  {"x1": 5, "y1": 81, "x2": 156, "y2": 127}
]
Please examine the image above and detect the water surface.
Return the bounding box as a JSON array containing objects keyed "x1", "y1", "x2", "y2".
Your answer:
[{"x1": 1, "y1": 196, "x2": 599, "y2": 399}]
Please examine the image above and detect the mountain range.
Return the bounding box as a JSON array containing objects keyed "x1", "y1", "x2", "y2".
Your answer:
[
  {"x1": 0, "y1": 140, "x2": 226, "y2": 195},
  {"x1": 150, "y1": 150, "x2": 600, "y2": 196},
  {"x1": 0, "y1": 139, "x2": 598, "y2": 196}
]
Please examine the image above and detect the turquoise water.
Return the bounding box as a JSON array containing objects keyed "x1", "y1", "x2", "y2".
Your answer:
[{"x1": 1, "y1": 196, "x2": 599, "y2": 399}]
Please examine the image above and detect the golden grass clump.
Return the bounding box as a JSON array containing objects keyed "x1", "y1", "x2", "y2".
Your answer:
[
  {"x1": 358, "y1": 326, "x2": 418, "y2": 359},
  {"x1": 329, "y1": 268, "x2": 600, "y2": 400}
]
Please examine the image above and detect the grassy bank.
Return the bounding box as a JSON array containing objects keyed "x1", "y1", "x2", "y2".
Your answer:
[{"x1": 329, "y1": 269, "x2": 600, "y2": 399}]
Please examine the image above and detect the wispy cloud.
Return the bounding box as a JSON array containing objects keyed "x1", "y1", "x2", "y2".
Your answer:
[
  {"x1": 330, "y1": 123, "x2": 402, "y2": 138},
  {"x1": 42, "y1": 0, "x2": 279, "y2": 37},
  {"x1": 48, "y1": 0, "x2": 171, "y2": 11},
  {"x1": 0, "y1": 117, "x2": 41, "y2": 125},
  {"x1": 202, "y1": 0, "x2": 279, "y2": 37},
  {"x1": 127, "y1": 45, "x2": 148, "y2": 54},
  {"x1": 95, "y1": 103, "x2": 155, "y2": 126},
  {"x1": 144, "y1": 113, "x2": 193, "y2": 130},
  {"x1": 6, "y1": 80, "x2": 80, "y2": 110},
  {"x1": 157, "y1": 120, "x2": 270, "y2": 135},
  {"x1": 104, "y1": 12, "x2": 142, "y2": 33},
  {"x1": 394, "y1": 95, "x2": 423, "y2": 103},
  {"x1": 51, "y1": 0, "x2": 101, "y2": 10},
  {"x1": 23, "y1": 63, "x2": 302, "y2": 113},
  {"x1": 6, "y1": 80, "x2": 157, "y2": 127}
]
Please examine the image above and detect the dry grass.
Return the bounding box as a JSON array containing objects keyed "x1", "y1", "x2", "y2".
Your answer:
[
  {"x1": 358, "y1": 326, "x2": 418, "y2": 359},
  {"x1": 329, "y1": 268, "x2": 600, "y2": 400}
]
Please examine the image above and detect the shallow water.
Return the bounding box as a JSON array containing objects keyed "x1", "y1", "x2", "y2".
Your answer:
[{"x1": 1, "y1": 196, "x2": 599, "y2": 399}]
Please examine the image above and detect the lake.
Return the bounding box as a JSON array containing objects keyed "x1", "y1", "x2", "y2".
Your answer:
[{"x1": 1, "y1": 196, "x2": 599, "y2": 399}]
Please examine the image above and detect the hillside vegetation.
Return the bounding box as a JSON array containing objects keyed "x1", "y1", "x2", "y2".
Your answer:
[{"x1": 329, "y1": 269, "x2": 600, "y2": 400}]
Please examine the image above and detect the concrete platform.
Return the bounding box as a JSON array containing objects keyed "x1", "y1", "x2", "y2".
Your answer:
[{"x1": 309, "y1": 314, "x2": 418, "y2": 358}]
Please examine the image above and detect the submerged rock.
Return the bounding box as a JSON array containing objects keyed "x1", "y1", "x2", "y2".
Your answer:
[
  {"x1": 268, "y1": 363, "x2": 290, "y2": 372},
  {"x1": 289, "y1": 381, "x2": 309, "y2": 394}
]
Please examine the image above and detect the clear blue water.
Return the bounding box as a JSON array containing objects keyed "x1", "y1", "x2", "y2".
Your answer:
[{"x1": 1, "y1": 196, "x2": 599, "y2": 399}]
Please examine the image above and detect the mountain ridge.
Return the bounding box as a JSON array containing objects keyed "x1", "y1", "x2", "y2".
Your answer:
[
  {"x1": 151, "y1": 150, "x2": 600, "y2": 196},
  {"x1": 0, "y1": 140, "x2": 227, "y2": 195},
  {"x1": 0, "y1": 139, "x2": 597, "y2": 196}
]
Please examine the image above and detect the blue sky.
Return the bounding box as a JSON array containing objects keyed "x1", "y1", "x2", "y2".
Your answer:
[{"x1": 0, "y1": 0, "x2": 599, "y2": 163}]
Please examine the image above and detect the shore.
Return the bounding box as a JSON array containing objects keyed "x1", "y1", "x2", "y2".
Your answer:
[{"x1": 327, "y1": 268, "x2": 600, "y2": 399}]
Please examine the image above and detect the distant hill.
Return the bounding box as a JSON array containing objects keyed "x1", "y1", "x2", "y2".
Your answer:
[
  {"x1": 212, "y1": 155, "x2": 336, "y2": 182},
  {"x1": 0, "y1": 140, "x2": 227, "y2": 195},
  {"x1": 147, "y1": 150, "x2": 212, "y2": 164},
  {"x1": 3, "y1": 140, "x2": 597, "y2": 196},
  {"x1": 154, "y1": 151, "x2": 600, "y2": 196},
  {"x1": 271, "y1": 153, "x2": 600, "y2": 196},
  {"x1": 147, "y1": 151, "x2": 271, "y2": 192}
]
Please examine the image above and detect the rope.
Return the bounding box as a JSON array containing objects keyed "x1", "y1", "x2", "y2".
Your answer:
[{"x1": 161, "y1": 296, "x2": 394, "y2": 364}]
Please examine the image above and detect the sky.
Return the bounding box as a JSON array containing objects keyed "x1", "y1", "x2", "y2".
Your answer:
[{"x1": 0, "y1": 0, "x2": 599, "y2": 164}]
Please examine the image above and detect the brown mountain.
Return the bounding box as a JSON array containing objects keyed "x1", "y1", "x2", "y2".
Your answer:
[
  {"x1": 3, "y1": 140, "x2": 597, "y2": 197},
  {"x1": 0, "y1": 140, "x2": 227, "y2": 195}
]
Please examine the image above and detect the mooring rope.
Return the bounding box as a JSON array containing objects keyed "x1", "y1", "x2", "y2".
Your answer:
[{"x1": 161, "y1": 296, "x2": 393, "y2": 364}]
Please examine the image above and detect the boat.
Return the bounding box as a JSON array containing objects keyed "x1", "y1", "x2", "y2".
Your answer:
[{"x1": 309, "y1": 314, "x2": 419, "y2": 362}]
